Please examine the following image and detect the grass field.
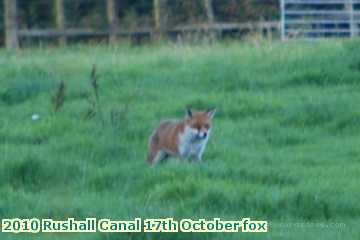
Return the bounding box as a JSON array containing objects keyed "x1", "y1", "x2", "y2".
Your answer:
[{"x1": 0, "y1": 40, "x2": 360, "y2": 239}]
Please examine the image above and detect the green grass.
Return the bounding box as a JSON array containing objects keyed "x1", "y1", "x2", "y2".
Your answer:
[{"x1": 1, "y1": 40, "x2": 360, "y2": 239}]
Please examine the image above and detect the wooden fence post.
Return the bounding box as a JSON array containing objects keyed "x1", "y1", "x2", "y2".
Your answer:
[
  {"x1": 55, "y1": 0, "x2": 66, "y2": 45},
  {"x1": 153, "y1": 0, "x2": 162, "y2": 40},
  {"x1": 204, "y1": 0, "x2": 215, "y2": 24},
  {"x1": 348, "y1": 0, "x2": 355, "y2": 38},
  {"x1": 267, "y1": 23, "x2": 272, "y2": 41},
  {"x1": 4, "y1": 0, "x2": 19, "y2": 49},
  {"x1": 106, "y1": 0, "x2": 118, "y2": 44},
  {"x1": 204, "y1": 0, "x2": 216, "y2": 40},
  {"x1": 280, "y1": 0, "x2": 286, "y2": 41}
]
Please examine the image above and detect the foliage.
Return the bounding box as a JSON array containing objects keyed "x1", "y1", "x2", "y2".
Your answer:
[{"x1": 2, "y1": 0, "x2": 279, "y2": 29}]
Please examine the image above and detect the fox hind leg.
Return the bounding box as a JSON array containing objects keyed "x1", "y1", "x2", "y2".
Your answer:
[
  {"x1": 159, "y1": 151, "x2": 170, "y2": 162},
  {"x1": 146, "y1": 130, "x2": 172, "y2": 166},
  {"x1": 147, "y1": 132, "x2": 159, "y2": 166},
  {"x1": 147, "y1": 132, "x2": 169, "y2": 166},
  {"x1": 147, "y1": 147, "x2": 159, "y2": 166},
  {"x1": 147, "y1": 149, "x2": 168, "y2": 166}
]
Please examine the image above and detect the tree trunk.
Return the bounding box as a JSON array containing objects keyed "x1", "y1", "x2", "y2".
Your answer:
[{"x1": 4, "y1": 0, "x2": 19, "y2": 49}]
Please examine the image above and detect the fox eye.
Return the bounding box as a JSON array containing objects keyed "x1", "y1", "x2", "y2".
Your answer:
[{"x1": 204, "y1": 124, "x2": 210, "y2": 129}]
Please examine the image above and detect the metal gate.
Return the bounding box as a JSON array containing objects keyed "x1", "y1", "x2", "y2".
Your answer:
[{"x1": 281, "y1": 0, "x2": 360, "y2": 40}]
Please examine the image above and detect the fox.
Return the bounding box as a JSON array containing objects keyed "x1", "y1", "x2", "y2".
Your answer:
[{"x1": 147, "y1": 108, "x2": 216, "y2": 166}]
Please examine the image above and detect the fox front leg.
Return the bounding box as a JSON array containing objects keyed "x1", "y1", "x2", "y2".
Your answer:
[
  {"x1": 192, "y1": 144, "x2": 207, "y2": 162},
  {"x1": 190, "y1": 151, "x2": 203, "y2": 163}
]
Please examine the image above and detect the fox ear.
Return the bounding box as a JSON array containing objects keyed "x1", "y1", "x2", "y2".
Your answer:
[
  {"x1": 206, "y1": 108, "x2": 216, "y2": 119},
  {"x1": 186, "y1": 108, "x2": 193, "y2": 118}
]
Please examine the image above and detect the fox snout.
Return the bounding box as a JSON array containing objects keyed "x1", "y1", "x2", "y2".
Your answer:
[
  {"x1": 195, "y1": 129, "x2": 209, "y2": 140},
  {"x1": 184, "y1": 124, "x2": 211, "y2": 141}
]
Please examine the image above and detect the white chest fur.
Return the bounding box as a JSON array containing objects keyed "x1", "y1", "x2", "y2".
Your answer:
[{"x1": 178, "y1": 126, "x2": 210, "y2": 161}]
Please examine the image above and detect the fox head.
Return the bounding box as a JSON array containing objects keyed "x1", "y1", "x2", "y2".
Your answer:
[{"x1": 185, "y1": 108, "x2": 216, "y2": 140}]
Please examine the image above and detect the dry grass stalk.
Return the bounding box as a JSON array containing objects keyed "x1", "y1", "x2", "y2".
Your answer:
[
  {"x1": 90, "y1": 64, "x2": 99, "y2": 102},
  {"x1": 52, "y1": 80, "x2": 66, "y2": 112}
]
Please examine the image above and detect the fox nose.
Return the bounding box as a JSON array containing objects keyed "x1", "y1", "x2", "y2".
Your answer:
[{"x1": 203, "y1": 132, "x2": 207, "y2": 138}]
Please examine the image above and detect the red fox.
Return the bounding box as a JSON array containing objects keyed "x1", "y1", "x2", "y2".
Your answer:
[{"x1": 147, "y1": 108, "x2": 216, "y2": 166}]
